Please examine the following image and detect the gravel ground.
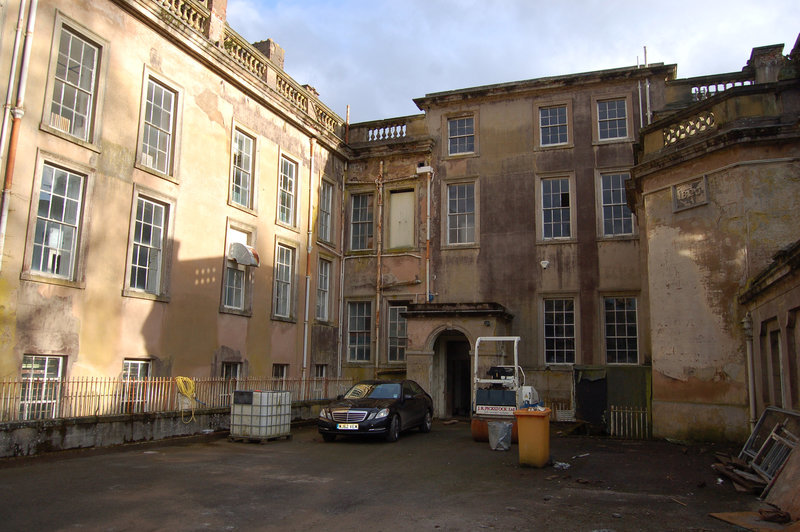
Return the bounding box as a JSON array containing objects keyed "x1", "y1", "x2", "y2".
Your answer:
[{"x1": 0, "y1": 420, "x2": 760, "y2": 531}]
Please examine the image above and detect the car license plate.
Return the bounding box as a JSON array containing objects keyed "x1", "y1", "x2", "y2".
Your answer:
[{"x1": 337, "y1": 423, "x2": 359, "y2": 430}]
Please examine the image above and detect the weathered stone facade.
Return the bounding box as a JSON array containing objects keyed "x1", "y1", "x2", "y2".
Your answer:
[{"x1": 1, "y1": 0, "x2": 797, "y2": 443}]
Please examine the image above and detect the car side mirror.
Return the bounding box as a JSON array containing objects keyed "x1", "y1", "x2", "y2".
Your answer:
[
  {"x1": 403, "y1": 394, "x2": 413, "y2": 402},
  {"x1": 336, "y1": 394, "x2": 343, "y2": 400}
]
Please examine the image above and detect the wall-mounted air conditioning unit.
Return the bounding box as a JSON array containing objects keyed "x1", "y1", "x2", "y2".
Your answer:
[{"x1": 230, "y1": 390, "x2": 291, "y2": 441}]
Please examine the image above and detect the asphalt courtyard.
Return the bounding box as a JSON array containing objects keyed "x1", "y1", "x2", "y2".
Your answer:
[{"x1": 0, "y1": 421, "x2": 759, "y2": 531}]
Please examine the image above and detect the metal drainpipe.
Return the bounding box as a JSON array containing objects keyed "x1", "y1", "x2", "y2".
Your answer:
[
  {"x1": 337, "y1": 162, "x2": 347, "y2": 377},
  {"x1": 374, "y1": 161, "x2": 384, "y2": 376},
  {"x1": 425, "y1": 165, "x2": 434, "y2": 303},
  {"x1": 302, "y1": 138, "x2": 316, "y2": 389},
  {"x1": 742, "y1": 312, "x2": 757, "y2": 431},
  {"x1": 0, "y1": 0, "x2": 35, "y2": 272}
]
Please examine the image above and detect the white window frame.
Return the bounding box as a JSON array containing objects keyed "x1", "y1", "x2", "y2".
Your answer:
[
  {"x1": 539, "y1": 105, "x2": 568, "y2": 147},
  {"x1": 121, "y1": 358, "x2": 151, "y2": 413},
  {"x1": 387, "y1": 303, "x2": 408, "y2": 363},
  {"x1": 230, "y1": 126, "x2": 256, "y2": 211},
  {"x1": 277, "y1": 154, "x2": 298, "y2": 227},
  {"x1": 30, "y1": 163, "x2": 84, "y2": 281},
  {"x1": 603, "y1": 296, "x2": 639, "y2": 365},
  {"x1": 543, "y1": 297, "x2": 576, "y2": 365},
  {"x1": 347, "y1": 301, "x2": 372, "y2": 362},
  {"x1": 19, "y1": 355, "x2": 65, "y2": 421},
  {"x1": 136, "y1": 68, "x2": 182, "y2": 179},
  {"x1": 316, "y1": 257, "x2": 331, "y2": 322},
  {"x1": 595, "y1": 97, "x2": 630, "y2": 142},
  {"x1": 46, "y1": 21, "x2": 99, "y2": 142},
  {"x1": 221, "y1": 361, "x2": 241, "y2": 380},
  {"x1": 446, "y1": 181, "x2": 476, "y2": 246},
  {"x1": 22, "y1": 155, "x2": 94, "y2": 288},
  {"x1": 42, "y1": 13, "x2": 108, "y2": 149},
  {"x1": 541, "y1": 176, "x2": 572, "y2": 240},
  {"x1": 221, "y1": 221, "x2": 256, "y2": 315},
  {"x1": 273, "y1": 242, "x2": 295, "y2": 319},
  {"x1": 123, "y1": 187, "x2": 174, "y2": 300},
  {"x1": 599, "y1": 171, "x2": 635, "y2": 237},
  {"x1": 318, "y1": 179, "x2": 334, "y2": 244},
  {"x1": 350, "y1": 192, "x2": 374, "y2": 251},
  {"x1": 272, "y1": 363, "x2": 289, "y2": 380},
  {"x1": 447, "y1": 115, "x2": 476, "y2": 156}
]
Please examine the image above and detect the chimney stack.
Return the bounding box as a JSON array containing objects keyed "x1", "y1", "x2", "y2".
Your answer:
[
  {"x1": 206, "y1": 0, "x2": 227, "y2": 44},
  {"x1": 254, "y1": 39, "x2": 285, "y2": 70}
]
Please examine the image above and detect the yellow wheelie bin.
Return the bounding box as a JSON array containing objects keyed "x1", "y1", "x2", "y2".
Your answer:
[{"x1": 513, "y1": 407, "x2": 551, "y2": 467}]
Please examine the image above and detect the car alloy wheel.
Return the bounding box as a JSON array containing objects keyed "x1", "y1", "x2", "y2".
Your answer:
[
  {"x1": 420, "y1": 411, "x2": 432, "y2": 433},
  {"x1": 386, "y1": 415, "x2": 400, "y2": 442}
]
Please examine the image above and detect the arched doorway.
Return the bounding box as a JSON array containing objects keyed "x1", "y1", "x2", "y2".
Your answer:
[{"x1": 431, "y1": 331, "x2": 471, "y2": 419}]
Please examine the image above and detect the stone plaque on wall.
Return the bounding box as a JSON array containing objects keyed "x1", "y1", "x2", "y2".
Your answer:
[{"x1": 672, "y1": 176, "x2": 708, "y2": 212}]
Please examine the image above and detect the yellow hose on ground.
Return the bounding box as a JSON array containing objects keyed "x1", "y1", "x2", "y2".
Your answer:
[{"x1": 175, "y1": 376, "x2": 196, "y2": 424}]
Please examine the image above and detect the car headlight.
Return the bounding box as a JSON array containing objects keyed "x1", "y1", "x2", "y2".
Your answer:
[
  {"x1": 375, "y1": 408, "x2": 390, "y2": 419},
  {"x1": 319, "y1": 408, "x2": 331, "y2": 420}
]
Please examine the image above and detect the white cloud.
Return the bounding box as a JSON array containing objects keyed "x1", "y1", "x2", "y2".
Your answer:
[{"x1": 226, "y1": 0, "x2": 800, "y2": 122}]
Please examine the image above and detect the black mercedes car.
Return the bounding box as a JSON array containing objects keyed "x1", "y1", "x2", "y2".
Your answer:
[{"x1": 318, "y1": 380, "x2": 433, "y2": 442}]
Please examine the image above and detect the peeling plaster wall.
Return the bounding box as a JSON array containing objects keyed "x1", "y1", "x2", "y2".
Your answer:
[
  {"x1": 0, "y1": 0, "x2": 346, "y2": 384},
  {"x1": 644, "y1": 158, "x2": 800, "y2": 441}
]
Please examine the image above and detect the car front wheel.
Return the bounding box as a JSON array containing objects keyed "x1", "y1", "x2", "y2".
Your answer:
[
  {"x1": 385, "y1": 415, "x2": 400, "y2": 442},
  {"x1": 419, "y1": 411, "x2": 432, "y2": 433}
]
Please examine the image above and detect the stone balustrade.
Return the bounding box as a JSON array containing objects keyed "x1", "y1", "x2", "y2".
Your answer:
[
  {"x1": 156, "y1": 0, "x2": 208, "y2": 33},
  {"x1": 123, "y1": 0, "x2": 345, "y2": 139},
  {"x1": 368, "y1": 122, "x2": 407, "y2": 142},
  {"x1": 276, "y1": 73, "x2": 309, "y2": 111},
  {"x1": 221, "y1": 29, "x2": 269, "y2": 79},
  {"x1": 664, "y1": 71, "x2": 755, "y2": 108},
  {"x1": 348, "y1": 115, "x2": 428, "y2": 145}
]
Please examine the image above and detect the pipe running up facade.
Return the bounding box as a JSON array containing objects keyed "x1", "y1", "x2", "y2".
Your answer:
[
  {"x1": 374, "y1": 161, "x2": 384, "y2": 375},
  {"x1": 302, "y1": 138, "x2": 316, "y2": 385},
  {"x1": 0, "y1": 0, "x2": 36, "y2": 272}
]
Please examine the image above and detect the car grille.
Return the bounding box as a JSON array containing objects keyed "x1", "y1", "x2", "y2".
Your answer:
[{"x1": 331, "y1": 410, "x2": 368, "y2": 423}]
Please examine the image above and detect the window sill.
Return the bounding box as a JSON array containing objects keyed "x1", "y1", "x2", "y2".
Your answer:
[
  {"x1": 597, "y1": 234, "x2": 638, "y2": 242},
  {"x1": 20, "y1": 272, "x2": 85, "y2": 289},
  {"x1": 592, "y1": 137, "x2": 633, "y2": 146},
  {"x1": 220, "y1": 306, "x2": 252, "y2": 317},
  {"x1": 536, "y1": 238, "x2": 577, "y2": 245},
  {"x1": 317, "y1": 239, "x2": 337, "y2": 252},
  {"x1": 271, "y1": 315, "x2": 296, "y2": 324},
  {"x1": 134, "y1": 161, "x2": 178, "y2": 184},
  {"x1": 535, "y1": 143, "x2": 574, "y2": 151},
  {"x1": 346, "y1": 248, "x2": 375, "y2": 256},
  {"x1": 39, "y1": 123, "x2": 102, "y2": 154},
  {"x1": 275, "y1": 221, "x2": 299, "y2": 233},
  {"x1": 442, "y1": 243, "x2": 479, "y2": 251},
  {"x1": 228, "y1": 201, "x2": 258, "y2": 217},
  {"x1": 444, "y1": 152, "x2": 479, "y2": 161},
  {"x1": 122, "y1": 288, "x2": 170, "y2": 303},
  {"x1": 385, "y1": 246, "x2": 419, "y2": 254}
]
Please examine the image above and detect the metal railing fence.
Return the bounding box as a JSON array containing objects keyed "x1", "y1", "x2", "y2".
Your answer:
[{"x1": 0, "y1": 376, "x2": 354, "y2": 423}]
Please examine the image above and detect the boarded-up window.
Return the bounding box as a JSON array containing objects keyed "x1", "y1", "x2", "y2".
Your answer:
[{"x1": 389, "y1": 191, "x2": 414, "y2": 248}]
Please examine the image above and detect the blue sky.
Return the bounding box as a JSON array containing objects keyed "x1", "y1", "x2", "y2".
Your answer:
[{"x1": 226, "y1": 0, "x2": 800, "y2": 123}]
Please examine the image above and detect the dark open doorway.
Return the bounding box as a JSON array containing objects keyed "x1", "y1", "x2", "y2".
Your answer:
[{"x1": 446, "y1": 339, "x2": 471, "y2": 418}]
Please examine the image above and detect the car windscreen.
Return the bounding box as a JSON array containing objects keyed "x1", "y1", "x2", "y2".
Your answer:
[{"x1": 343, "y1": 382, "x2": 401, "y2": 400}]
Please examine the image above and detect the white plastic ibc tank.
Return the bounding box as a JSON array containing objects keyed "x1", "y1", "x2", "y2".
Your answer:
[{"x1": 230, "y1": 390, "x2": 291, "y2": 439}]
